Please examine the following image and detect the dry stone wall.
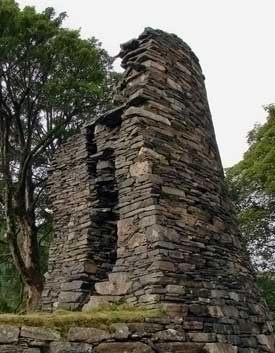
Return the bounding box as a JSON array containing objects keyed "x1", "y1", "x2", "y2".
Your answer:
[
  {"x1": 0, "y1": 321, "x2": 273, "y2": 353},
  {"x1": 42, "y1": 28, "x2": 275, "y2": 352},
  {"x1": 42, "y1": 122, "x2": 121, "y2": 310}
]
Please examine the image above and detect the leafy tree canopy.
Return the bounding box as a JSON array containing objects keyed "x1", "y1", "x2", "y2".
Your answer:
[
  {"x1": 0, "y1": 0, "x2": 114, "y2": 309},
  {"x1": 227, "y1": 105, "x2": 275, "y2": 197},
  {"x1": 226, "y1": 105, "x2": 275, "y2": 271}
]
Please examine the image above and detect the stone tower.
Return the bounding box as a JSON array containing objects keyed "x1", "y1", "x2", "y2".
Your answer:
[{"x1": 42, "y1": 28, "x2": 274, "y2": 352}]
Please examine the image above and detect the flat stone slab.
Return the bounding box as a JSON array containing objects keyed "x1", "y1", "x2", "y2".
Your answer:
[
  {"x1": 0, "y1": 345, "x2": 22, "y2": 352},
  {"x1": 110, "y1": 323, "x2": 129, "y2": 339},
  {"x1": 203, "y1": 343, "x2": 238, "y2": 353},
  {"x1": 152, "y1": 328, "x2": 186, "y2": 342},
  {"x1": 49, "y1": 342, "x2": 93, "y2": 353},
  {"x1": 0, "y1": 325, "x2": 19, "y2": 344},
  {"x1": 155, "y1": 342, "x2": 204, "y2": 353},
  {"x1": 82, "y1": 295, "x2": 122, "y2": 311},
  {"x1": 68, "y1": 327, "x2": 112, "y2": 343},
  {"x1": 95, "y1": 342, "x2": 154, "y2": 353},
  {"x1": 21, "y1": 326, "x2": 60, "y2": 341}
]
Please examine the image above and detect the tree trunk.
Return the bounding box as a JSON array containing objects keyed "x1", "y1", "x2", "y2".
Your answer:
[
  {"x1": 13, "y1": 168, "x2": 44, "y2": 311},
  {"x1": 6, "y1": 182, "x2": 43, "y2": 311},
  {"x1": 6, "y1": 216, "x2": 43, "y2": 311},
  {"x1": 19, "y1": 213, "x2": 43, "y2": 311},
  {"x1": 25, "y1": 280, "x2": 43, "y2": 311}
]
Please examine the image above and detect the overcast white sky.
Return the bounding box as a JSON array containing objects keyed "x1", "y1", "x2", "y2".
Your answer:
[{"x1": 18, "y1": 0, "x2": 275, "y2": 167}]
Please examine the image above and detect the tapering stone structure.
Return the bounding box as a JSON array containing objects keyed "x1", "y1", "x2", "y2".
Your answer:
[{"x1": 42, "y1": 28, "x2": 274, "y2": 352}]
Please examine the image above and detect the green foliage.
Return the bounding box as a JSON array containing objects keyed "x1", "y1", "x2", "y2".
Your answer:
[
  {"x1": 0, "y1": 0, "x2": 115, "y2": 309},
  {"x1": 0, "y1": 221, "x2": 23, "y2": 312},
  {"x1": 227, "y1": 104, "x2": 275, "y2": 196},
  {"x1": 257, "y1": 275, "x2": 275, "y2": 313},
  {"x1": 0, "y1": 0, "x2": 112, "y2": 135},
  {"x1": 226, "y1": 105, "x2": 275, "y2": 271},
  {"x1": 0, "y1": 262, "x2": 22, "y2": 313},
  {"x1": 0, "y1": 213, "x2": 52, "y2": 312}
]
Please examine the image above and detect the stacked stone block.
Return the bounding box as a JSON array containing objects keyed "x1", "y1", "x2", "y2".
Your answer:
[
  {"x1": 0, "y1": 321, "x2": 274, "y2": 353},
  {"x1": 42, "y1": 122, "x2": 121, "y2": 310},
  {"x1": 43, "y1": 28, "x2": 274, "y2": 352}
]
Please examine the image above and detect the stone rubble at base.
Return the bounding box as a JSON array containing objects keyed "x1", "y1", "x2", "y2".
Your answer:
[{"x1": 35, "y1": 28, "x2": 275, "y2": 352}]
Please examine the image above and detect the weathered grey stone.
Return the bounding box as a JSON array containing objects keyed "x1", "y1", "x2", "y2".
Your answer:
[
  {"x1": 166, "y1": 285, "x2": 185, "y2": 295},
  {"x1": 129, "y1": 161, "x2": 152, "y2": 177},
  {"x1": 82, "y1": 295, "x2": 122, "y2": 311},
  {"x1": 49, "y1": 342, "x2": 93, "y2": 353},
  {"x1": 257, "y1": 335, "x2": 275, "y2": 351},
  {"x1": 58, "y1": 291, "x2": 88, "y2": 306},
  {"x1": 203, "y1": 343, "x2": 238, "y2": 353},
  {"x1": 127, "y1": 323, "x2": 163, "y2": 337},
  {"x1": 48, "y1": 342, "x2": 72, "y2": 353},
  {"x1": 83, "y1": 262, "x2": 97, "y2": 274},
  {"x1": 41, "y1": 27, "x2": 275, "y2": 353},
  {"x1": 222, "y1": 306, "x2": 239, "y2": 319},
  {"x1": 208, "y1": 306, "x2": 224, "y2": 318},
  {"x1": 61, "y1": 280, "x2": 90, "y2": 291},
  {"x1": 68, "y1": 327, "x2": 111, "y2": 343},
  {"x1": 0, "y1": 325, "x2": 19, "y2": 343},
  {"x1": 110, "y1": 323, "x2": 129, "y2": 339},
  {"x1": 0, "y1": 345, "x2": 22, "y2": 352},
  {"x1": 155, "y1": 342, "x2": 204, "y2": 353},
  {"x1": 95, "y1": 342, "x2": 153, "y2": 353},
  {"x1": 189, "y1": 304, "x2": 208, "y2": 316},
  {"x1": 125, "y1": 107, "x2": 171, "y2": 126},
  {"x1": 95, "y1": 272, "x2": 131, "y2": 295},
  {"x1": 138, "y1": 147, "x2": 168, "y2": 164},
  {"x1": 162, "y1": 303, "x2": 188, "y2": 319},
  {"x1": 183, "y1": 321, "x2": 203, "y2": 330},
  {"x1": 162, "y1": 186, "x2": 185, "y2": 198},
  {"x1": 21, "y1": 327, "x2": 60, "y2": 341},
  {"x1": 143, "y1": 60, "x2": 166, "y2": 72},
  {"x1": 188, "y1": 333, "x2": 216, "y2": 343},
  {"x1": 152, "y1": 328, "x2": 186, "y2": 342}
]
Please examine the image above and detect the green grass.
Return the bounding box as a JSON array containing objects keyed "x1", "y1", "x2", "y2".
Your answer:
[{"x1": 0, "y1": 305, "x2": 161, "y2": 333}]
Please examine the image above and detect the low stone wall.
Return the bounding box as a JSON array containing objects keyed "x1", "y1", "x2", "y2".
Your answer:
[{"x1": 0, "y1": 320, "x2": 273, "y2": 353}]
